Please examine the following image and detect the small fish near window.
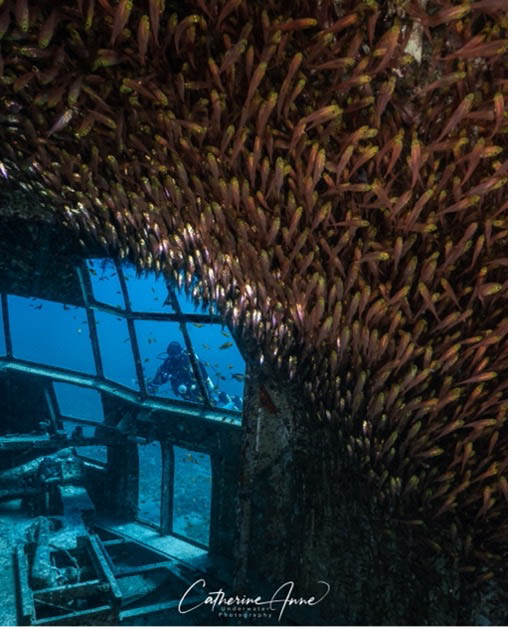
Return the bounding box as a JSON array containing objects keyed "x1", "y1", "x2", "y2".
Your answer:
[
  {"x1": 186, "y1": 323, "x2": 246, "y2": 413},
  {"x1": 94, "y1": 310, "x2": 138, "y2": 390},
  {"x1": 83, "y1": 257, "x2": 247, "y2": 419},
  {"x1": 86, "y1": 258, "x2": 124, "y2": 309},
  {"x1": 8, "y1": 295, "x2": 95, "y2": 374},
  {"x1": 122, "y1": 264, "x2": 172, "y2": 314}
]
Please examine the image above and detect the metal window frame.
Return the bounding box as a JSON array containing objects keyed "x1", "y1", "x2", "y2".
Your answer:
[
  {"x1": 0, "y1": 358, "x2": 240, "y2": 424},
  {"x1": 0, "y1": 257, "x2": 244, "y2": 555},
  {"x1": 134, "y1": 439, "x2": 215, "y2": 551},
  {"x1": 79, "y1": 258, "x2": 244, "y2": 413}
]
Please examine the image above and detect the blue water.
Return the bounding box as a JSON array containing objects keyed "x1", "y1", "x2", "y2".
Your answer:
[
  {"x1": 137, "y1": 432, "x2": 213, "y2": 546},
  {"x1": 138, "y1": 440, "x2": 162, "y2": 525},
  {"x1": 0, "y1": 303, "x2": 6, "y2": 355},
  {"x1": 87, "y1": 258, "x2": 124, "y2": 309},
  {"x1": 95, "y1": 309, "x2": 138, "y2": 389},
  {"x1": 173, "y1": 446, "x2": 212, "y2": 546},
  {"x1": 53, "y1": 382, "x2": 104, "y2": 421},
  {"x1": 4, "y1": 259, "x2": 246, "y2": 408},
  {"x1": 8, "y1": 295, "x2": 95, "y2": 373},
  {"x1": 1, "y1": 257, "x2": 244, "y2": 548}
]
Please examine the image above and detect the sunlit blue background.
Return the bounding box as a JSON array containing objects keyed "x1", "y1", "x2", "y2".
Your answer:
[{"x1": 3, "y1": 258, "x2": 246, "y2": 411}]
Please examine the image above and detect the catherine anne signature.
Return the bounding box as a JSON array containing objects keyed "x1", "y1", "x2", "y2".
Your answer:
[{"x1": 178, "y1": 579, "x2": 331, "y2": 621}]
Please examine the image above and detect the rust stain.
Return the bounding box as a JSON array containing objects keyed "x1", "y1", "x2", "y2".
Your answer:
[{"x1": 259, "y1": 385, "x2": 278, "y2": 415}]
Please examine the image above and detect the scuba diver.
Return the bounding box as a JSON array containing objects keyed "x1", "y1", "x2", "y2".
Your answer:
[
  {"x1": 147, "y1": 341, "x2": 210, "y2": 402},
  {"x1": 147, "y1": 341, "x2": 243, "y2": 411}
]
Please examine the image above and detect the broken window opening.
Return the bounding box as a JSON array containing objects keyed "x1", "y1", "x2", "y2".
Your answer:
[
  {"x1": 137, "y1": 440, "x2": 162, "y2": 527},
  {"x1": 172, "y1": 445, "x2": 212, "y2": 548}
]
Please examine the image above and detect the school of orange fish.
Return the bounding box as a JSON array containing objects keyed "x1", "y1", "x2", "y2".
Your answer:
[{"x1": 0, "y1": 0, "x2": 507, "y2": 590}]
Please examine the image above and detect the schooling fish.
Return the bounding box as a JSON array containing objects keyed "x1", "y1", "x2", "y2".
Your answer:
[{"x1": 219, "y1": 342, "x2": 233, "y2": 350}]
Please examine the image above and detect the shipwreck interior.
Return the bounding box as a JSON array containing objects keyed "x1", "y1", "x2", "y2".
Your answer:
[
  {"x1": 0, "y1": 0, "x2": 507, "y2": 621},
  {"x1": 0, "y1": 186, "x2": 507, "y2": 626},
  {"x1": 0, "y1": 239, "x2": 250, "y2": 625}
]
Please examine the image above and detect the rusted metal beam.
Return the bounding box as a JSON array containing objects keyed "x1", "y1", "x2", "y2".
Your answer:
[{"x1": 15, "y1": 544, "x2": 35, "y2": 626}]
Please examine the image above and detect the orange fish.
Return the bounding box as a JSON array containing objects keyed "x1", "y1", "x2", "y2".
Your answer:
[{"x1": 110, "y1": 0, "x2": 132, "y2": 45}]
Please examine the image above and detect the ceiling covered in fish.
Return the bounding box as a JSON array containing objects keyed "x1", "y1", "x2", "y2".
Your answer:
[{"x1": 0, "y1": 0, "x2": 507, "y2": 591}]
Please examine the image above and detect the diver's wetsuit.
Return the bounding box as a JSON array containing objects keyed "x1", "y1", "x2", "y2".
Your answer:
[
  {"x1": 150, "y1": 349, "x2": 209, "y2": 402},
  {"x1": 149, "y1": 342, "x2": 242, "y2": 410}
]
